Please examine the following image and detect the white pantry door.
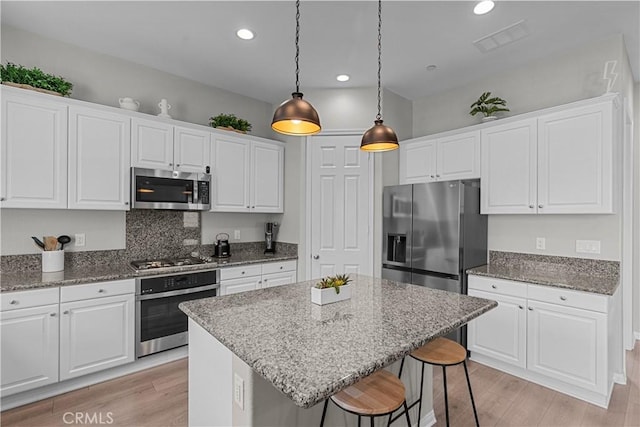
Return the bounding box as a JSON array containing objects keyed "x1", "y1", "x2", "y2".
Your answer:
[{"x1": 308, "y1": 134, "x2": 373, "y2": 279}]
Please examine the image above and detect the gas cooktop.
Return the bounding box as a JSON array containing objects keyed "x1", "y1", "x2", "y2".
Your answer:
[{"x1": 130, "y1": 257, "x2": 208, "y2": 271}]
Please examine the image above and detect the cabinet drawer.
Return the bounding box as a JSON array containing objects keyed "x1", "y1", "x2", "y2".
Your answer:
[
  {"x1": 527, "y1": 284, "x2": 608, "y2": 313},
  {"x1": 220, "y1": 264, "x2": 262, "y2": 281},
  {"x1": 261, "y1": 260, "x2": 297, "y2": 275},
  {"x1": 468, "y1": 275, "x2": 527, "y2": 298},
  {"x1": 60, "y1": 279, "x2": 135, "y2": 303},
  {"x1": 1, "y1": 288, "x2": 59, "y2": 311}
]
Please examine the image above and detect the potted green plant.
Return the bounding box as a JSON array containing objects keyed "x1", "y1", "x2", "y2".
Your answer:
[
  {"x1": 469, "y1": 92, "x2": 509, "y2": 121},
  {"x1": 209, "y1": 113, "x2": 252, "y2": 133},
  {"x1": 0, "y1": 62, "x2": 73, "y2": 97},
  {"x1": 311, "y1": 274, "x2": 352, "y2": 305}
]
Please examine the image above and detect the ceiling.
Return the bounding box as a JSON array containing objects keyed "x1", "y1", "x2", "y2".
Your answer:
[{"x1": 2, "y1": 1, "x2": 639, "y2": 104}]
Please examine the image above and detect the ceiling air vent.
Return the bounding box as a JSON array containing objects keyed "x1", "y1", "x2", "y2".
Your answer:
[{"x1": 473, "y1": 19, "x2": 529, "y2": 53}]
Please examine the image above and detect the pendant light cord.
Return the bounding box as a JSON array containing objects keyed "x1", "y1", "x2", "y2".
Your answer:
[
  {"x1": 295, "y1": 0, "x2": 301, "y2": 93},
  {"x1": 376, "y1": 0, "x2": 382, "y2": 120}
]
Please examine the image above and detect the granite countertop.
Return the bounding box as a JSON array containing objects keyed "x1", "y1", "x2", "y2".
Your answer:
[
  {"x1": 467, "y1": 261, "x2": 619, "y2": 296},
  {"x1": 179, "y1": 274, "x2": 497, "y2": 408},
  {"x1": 0, "y1": 252, "x2": 297, "y2": 293}
]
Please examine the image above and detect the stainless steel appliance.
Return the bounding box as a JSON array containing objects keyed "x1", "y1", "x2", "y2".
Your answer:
[
  {"x1": 131, "y1": 167, "x2": 211, "y2": 211},
  {"x1": 213, "y1": 233, "x2": 231, "y2": 258},
  {"x1": 264, "y1": 222, "x2": 278, "y2": 254},
  {"x1": 133, "y1": 260, "x2": 219, "y2": 358},
  {"x1": 382, "y1": 180, "x2": 487, "y2": 346}
]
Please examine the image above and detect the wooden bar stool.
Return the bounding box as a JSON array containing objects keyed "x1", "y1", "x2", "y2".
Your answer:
[
  {"x1": 397, "y1": 337, "x2": 479, "y2": 427},
  {"x1": 320, "y1": 369, "x2": 411, "y2": 427}
]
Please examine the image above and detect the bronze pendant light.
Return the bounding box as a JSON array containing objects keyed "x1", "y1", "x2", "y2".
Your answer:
[
  {"x1": 272, "y1": 0, "x2": 321, "y2": 136},
  {"x1": 361, "y1": 0, "x2": 398, "y2": 152}
]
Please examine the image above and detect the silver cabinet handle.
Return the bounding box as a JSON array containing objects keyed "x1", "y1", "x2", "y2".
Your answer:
[
  {"x1": 246, "y1": 206, "x2": 250, "y2": 209},
  {"x1": 177, "y1": 164, "x2": 181, "y2": 167},
  {"x1": 436, "y1": 174, "x2": 441, "y2": 178},
  {"x1": 279, "y1": 266, "x2": 283, "y2": 270},
  {"x1": 538, "y1": 204, "x2": 543, "y2": 208},
  {"x1": 63, "y1": 310, "x2": 70, "y2": 315},
  {"x1": 313, "y1": 255, "x2": 320, "y2": 260},
  {"x1": 169, "y1": 163, "x2": 173, "y2": 167},
  {"x1": 491, "y1": 285, "x2": 497, "y2": 289},
  {"x1": 560, "y1": 296, "x2": 567, "y2": 301},
  {"x1": 50, "y1": 312, "x2": 56, "y2": 317},
  {"x1": 264, "y1": 278, "x2": 268, "y2": 282},
  {"x1": 528, "y1": 307, "x2": 533, "y2": 311},
  {"x1": 529, "y1": 204, "x2": 534, "y2": 209},
  {"x1": 0, "y1": 197, "x2": 5, "y2": 201},
  {"x1": 124, "y1": 202, "x2": 129, "y2": 205},
  {"x1": 9, "y1": 300, "x2": 18, "y2": 305},
  {"x1": 252, "y1": 206, "x2": 255, "y2": 209},
  {"x1": 241, "y1": 271, "x2": 245, "y2": 275},
  {"x1": 98, "y1": 289, "x2": 106, "y2": 293},
  {"x1": 430, "y1": 175, "x2": 435, "y2": 178},
  {"x1": 518, "y1": 305, "x2": 524, "y2": 310}
]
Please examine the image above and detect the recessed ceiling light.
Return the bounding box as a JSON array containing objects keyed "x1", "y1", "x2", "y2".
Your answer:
[
  {"x1": 474, "y1": 0, "x2": 495, "y2": 15},
  {"x1": 236, "y1": 29, "x2": 255, "y2": 40},
  {"x1": 336, "y1": 74, "x2": 350, "y2": 82},
  {"x1": 426, "y1": 65, "x2": 437, "y2": 71}
]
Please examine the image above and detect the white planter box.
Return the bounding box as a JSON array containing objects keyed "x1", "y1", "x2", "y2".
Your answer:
[{"x1": 311, "y1": 284, "x2": 351, "y2": 305}]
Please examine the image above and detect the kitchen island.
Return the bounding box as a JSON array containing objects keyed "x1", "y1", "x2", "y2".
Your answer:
[{"x1": 180, "y1": 274, "x2": 496, "y2": 426}]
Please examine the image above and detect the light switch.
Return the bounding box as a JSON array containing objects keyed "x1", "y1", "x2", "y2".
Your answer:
[
  {"x1": 234, "y1": 373, "x2": 244, "y2": 410},
  {"x1": 576, "y1": 240, "x2": 601, "y2": 254},
  {"x1": 75, "y1": 233, "x2": 86, "y2": 247},
  {"x1": 234, "y1": 229, "x2": 241, "y2": 240},
  {"x1": 536, "y1": 237, "x2": 546, "y2": 250}
]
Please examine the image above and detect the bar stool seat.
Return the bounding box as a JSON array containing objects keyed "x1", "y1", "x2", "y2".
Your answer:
[{"x1": 320, "y1": 369, "x2": 411, "y2": 426}]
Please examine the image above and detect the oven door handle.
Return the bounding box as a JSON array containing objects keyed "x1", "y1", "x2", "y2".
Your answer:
[{"x1": 136, "y1": 284, "x2": 219, "y2": 301}]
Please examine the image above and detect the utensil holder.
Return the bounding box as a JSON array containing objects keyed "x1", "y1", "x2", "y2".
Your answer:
[{"x1": 42, "y1": 250, "x2": 64, "y2": 272}]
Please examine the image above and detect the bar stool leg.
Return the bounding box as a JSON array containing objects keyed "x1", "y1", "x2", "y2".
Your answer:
[
  {"x1": 417, "y1": 362, "x2": 425, "y2": 423},
  {"x1": 442, "y1": 366, "x2": 450, "y2": 427},
  {"x1": 463, "y1": 361, "x2": 480, "y2": 427},
  {"x1": 320, "y1": 400, "x2": 328, "y2": 427},
  {"x1": 358, "y1": 415, "x2": 362, "y2": 427},
  {"x1": 403, "y1": 401, "x2": 412, "y2": 427},
  {"x1": 370, "y1": 416, "x2": 375, "y2": 427}
]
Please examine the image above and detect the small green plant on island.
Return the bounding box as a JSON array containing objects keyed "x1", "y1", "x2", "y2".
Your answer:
[
  {"x1": 1, "y1": 62, "x2": 73, "y2": 96},
  {"x1": 469, "y1": 92, "x2": 509, "y2": 118},
  {"x1": 209, "y1": 113, "x2": 252, "y2": 132},
  {"x1": 315, "y1": 274, "x2": 352, "y2": 294}
]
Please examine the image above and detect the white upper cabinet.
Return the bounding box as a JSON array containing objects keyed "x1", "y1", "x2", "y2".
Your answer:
[
  {"x1": 399, "y1": 130, "x2": 479, "y2": 184},
  {"x1": 481, "y1": 95, "x2": 617, "y2": 214},
  {"x1": 131, "y1": 118, "x2": 211, "y2": 173},
  {"x1": 1, "y1": 89, "x2": 68, "y2": 209},
  {"x1": 212, "y1": 135, "x2": 284, "y2": 213},
  {"x1": 68, "y1": 106, "x2": 131, "y2": 210},
  {"x1": 481, "y1": 119, "x2": 538, "y2": 214}
]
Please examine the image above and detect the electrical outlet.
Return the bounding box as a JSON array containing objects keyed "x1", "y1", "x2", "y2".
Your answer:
[
  {"x1": 234, "y1": 229, "x2": 241, "y2": 240},
  {"x1": 576, "y1": 240, "x2": 601, "y2": 254},
  {"x1": 233, "y1": 373, "x2": 244, "y2": 410},
  {"x1": 75, "y1": 233, "x2": 86, "y2": 247},
  {"x1": 536, "y1": 237, "x2": 546, "y2": 250}
]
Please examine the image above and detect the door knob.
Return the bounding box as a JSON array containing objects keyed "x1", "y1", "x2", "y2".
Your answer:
[
  {"x1": 538, "y1": 204, "x2": 543, "y2": 208},
  {"x1": 313, "y1": 255, "x2": 320, "y2": 260},
  {"x1": 529, "y1": 204, "x2": 534, "y2": 209}
]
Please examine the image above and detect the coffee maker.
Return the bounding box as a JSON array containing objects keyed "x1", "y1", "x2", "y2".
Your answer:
[{"x1": 264, "y1": 222, "x2": 278, "y2": 254}]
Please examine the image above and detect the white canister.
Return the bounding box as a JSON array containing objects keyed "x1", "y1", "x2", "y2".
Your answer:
[{"x1": 42, "y1": 250, "x2": 64, "y2": 272}]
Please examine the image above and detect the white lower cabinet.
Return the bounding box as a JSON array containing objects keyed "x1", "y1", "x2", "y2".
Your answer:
[
  {"x1": 467, "y1": 275, "x2": 620, "y2": 407},
  {"x1": 219, "y1": 260, "x2": 297, "y2": 295},
  {"x1": 1, "y1": 288, "x2": 60, "y2": 396}
]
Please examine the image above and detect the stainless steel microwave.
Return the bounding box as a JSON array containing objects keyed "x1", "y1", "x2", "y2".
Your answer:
[{"x1": 131, "y1": 167, "x2": 211, "y2": 211}]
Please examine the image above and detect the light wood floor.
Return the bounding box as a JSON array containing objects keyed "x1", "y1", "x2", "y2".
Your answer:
[{"x1": 2, "y1": 342, "x2": 639, "y2": 427}]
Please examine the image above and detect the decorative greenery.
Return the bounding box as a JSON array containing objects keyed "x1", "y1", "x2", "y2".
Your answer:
[
  {"x1": 315, "y1": 274, "x2": 352, "y2": 294},
  {"x1": 1, "y1": 62, "x2": 73, "y2": 96},
  {"x1": 209, "y1": 113, "x2": 252, "y2": 132},
  {"x1": 469, "y1": 92, "x2": 509, "y2": 117}
]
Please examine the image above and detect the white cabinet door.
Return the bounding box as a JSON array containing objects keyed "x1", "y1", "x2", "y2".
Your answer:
[
  {"x1": 131, "y1": 118, "x2": 174, "y2": 170},
  {"x1": 0, "y1": 304, "x2": 59, "y2": 396},
  {"x1": 468, "y1": 289, "x2": 527, "y2": 368},
  {"x1": 437, "y1": 130, "x2": 480, "y2": 181},
  {"x1": 399, "y1": 139, "x2": 437, "y2": 184},
  {"x1": 211, "y1": 136, "x2": 251, "y2": 212},
  {"x1": 59, "y1": 294, "x2": 134, "y2": 381},
  {"x1": 527, "y1": 300, "x2": 607, "y2": 393},
  {"x1": 220, "y1": 276, "x2": 262, "y2": 295},
  {"x1": 68, "y1": 107, "x2": 131, "y2": 210},
  {"x1": 174, "y1": 126, "x2": 211, "y2": 173},
  {"x1": 251, "y1": 141, "x2": 284, "y2": 213},
  {"x1": 1, "y1": 90, "x2": 68, "y2": 208},
  {"x1": 537, "y1": 102, "x2": 613, "y2": 214},
  {"x1": 481, "y1": 119, "x2": 538, "y2": 214},
  {"x1": 262, "y1": 271, "x2": 296, "y2": 288}
]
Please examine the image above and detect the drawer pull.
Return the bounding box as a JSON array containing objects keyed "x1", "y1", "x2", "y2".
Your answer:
[
  {"x1": 241, "y1": 271, "x2": 245, "y2": 275},
  {"x1": 518, "y1": 305, "x2": 524, "y2": 310},
  {"x1": 538, "y1": 204, "x2": 543, "y2": 209},
  {"x1": 528, "y1": 307, "x2": 533, "y2": 311},
  {"x1": 9, "y1": 300, "x2": 18, "y2": 305},
  {"x1": 529, "y1": 204, "x2": 534, "y2": 209},
  {"x1": 98, "y1": 289, "x2": 106, "y2": 293},
  {"x1": 264, "y1": 279, "x2": 268, "y2": 282},
  {"x1": 560, "y1": 296, "x2": 567, "y2": 301},
  {"x1": 50, "y1": 312, "x2": 56, "y2": 317},
  {"x1": 280, "y1": 266, "x2": 283, "y2": 270},
  {"x1": 491, "y1": 285, "x2": 497, "y2": 289},
  {"x1": 63, "y1": 310, "x2": 70, "y2": 315}
]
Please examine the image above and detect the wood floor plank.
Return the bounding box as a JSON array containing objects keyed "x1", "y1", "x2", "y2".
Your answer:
[
  {"x1": 624, "y1": 402, "x2": 640, "y2": 427},
  {"x1": 495, "y1": 382, "x2": 558, "y2": 426},
  {"x1": 539, "y1": 390, "x2": 589, "y2": 427},
  {"x1": 0, "y1": 398, "x2": 53, "y2": 426}
]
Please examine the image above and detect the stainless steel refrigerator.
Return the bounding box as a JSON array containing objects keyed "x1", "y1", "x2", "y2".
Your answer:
[{"x1": 382, "y1": 180, "x2": 487, "y2": 346}]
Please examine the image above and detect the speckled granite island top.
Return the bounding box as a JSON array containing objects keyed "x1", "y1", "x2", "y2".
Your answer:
[
  {"x1": 179, "y1": 274, "x2": 497, "y2": 408},
  {"x1": 467, "y1": 251, "x2": 619, "y2": 296},
  {"x1": 0, "y1": 252, "x2": 297, "y2": 293}
]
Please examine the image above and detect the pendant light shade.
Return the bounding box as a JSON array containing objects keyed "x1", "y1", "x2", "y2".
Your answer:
[
  {"x1": 272, "y1": 0, "x2": 321, "y2": 136},
  {"x1": 272, "y1": 92, "x2": 321, "y2": 136},
  {"x1": 361, "y1": 0, "x2": 398, "y2": 152},
  {"x1": 361, "y1": 119, "x2": 398, "y2": 152}
]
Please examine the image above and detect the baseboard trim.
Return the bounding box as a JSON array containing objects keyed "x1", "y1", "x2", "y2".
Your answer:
[
  {"x1": 420, "y1": 410, "x2": 437, "y2": 427},
  {"x1": 1, "y1": 347, "x2": 187, "y2": 411},
  {"x1": 634, "y1": 331, "x2": 640, "y2": 341},
  {"x1": 614, "y1": 373, "x2": 627, "y2": 385}
]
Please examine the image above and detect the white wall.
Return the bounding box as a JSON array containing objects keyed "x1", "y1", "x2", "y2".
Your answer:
[
  {"x1": 412, "y1": 35, "x2": 629, "y2": 262},
  {"x1": 634, "y1": 83, "x2": 640, "y2": 335}
]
